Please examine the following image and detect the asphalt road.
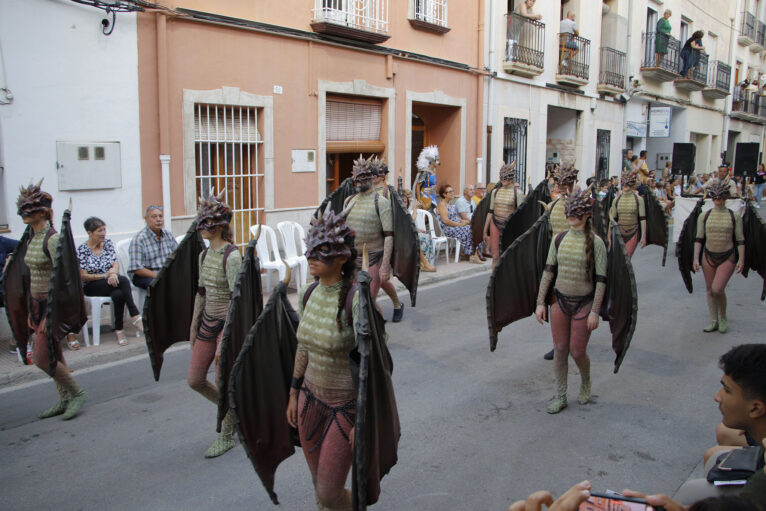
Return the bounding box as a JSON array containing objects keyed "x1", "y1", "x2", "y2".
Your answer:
[{"x1": 1, "y1": 244, "x2": 764, "y2": 510}]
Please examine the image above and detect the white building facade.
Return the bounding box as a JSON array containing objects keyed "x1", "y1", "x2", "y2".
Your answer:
[{"x1": 0, "y1": 0, "x2": 143, "y2": 242}]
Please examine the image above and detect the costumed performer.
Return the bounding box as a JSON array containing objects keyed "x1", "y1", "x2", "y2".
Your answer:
[
  {"x1": 286, "y1": 207, "x2": 359, "y2": 511},
  {"x1": 414, "y1": 145, "x2": 439, "y2": 210},
  {"x1": 484, "y1": 162, "x2": 525, "y2": 267},
  {"x1": 16, "y1": 182, "x2": 87, "y2": 420},
  {"x1": 187, "y1": 191, "x2": 243, "y2": 458},
  {"x1": 542, "y1": 163, "x2": 579, "y2": 361},
  {"x1": 609, "y1": 170, "x2": 647, "y2": 258},
  {"x1": 535, "y1": 189, "x2": 607, "y2": 414},
  {"x1": 693, "y1": 181, "x2": 745, "y2": 334},
  {"x1": 372, "y1": 158, "x2": 405, "y2": 322},
  {"x1": 344, "y1": 156, "x2": 393, "y2": 307}
]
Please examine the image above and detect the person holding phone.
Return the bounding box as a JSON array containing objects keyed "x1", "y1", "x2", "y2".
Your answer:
[{"x1": 535, "y1": 189, "x2": 607, "y2": 414}]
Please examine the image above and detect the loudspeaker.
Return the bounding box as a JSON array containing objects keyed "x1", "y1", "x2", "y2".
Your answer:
[
  {"x1": 734, "y1": 143, "x2": 759, "y2": 177},
  {"x1": 672, "y1": 143, "x2": 696, "y2": 175}
]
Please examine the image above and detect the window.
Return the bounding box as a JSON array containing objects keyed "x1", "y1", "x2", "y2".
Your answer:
[
  {"x1": 503, "y1": 118, "x2": 528, "y2": 191},
  {"x1": 194, "y1": 104, "x2": 264, "y2": 249},
  {"x1": 645, "y1": 7, "x2": 658, "y2": 35},
  {"x1": 680, "y1": 19, "x2": 689, "y2": 44},
  {"x1": 596, "y1": 130, "x2": 610, "y2": 181},
  {"x1": 414, "y1": 0, "x2": 448, "y2": 27}
]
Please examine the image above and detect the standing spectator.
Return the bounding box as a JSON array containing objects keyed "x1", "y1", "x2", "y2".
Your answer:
[
  {"x1": 637, "y1": 150, "x2": 651, "y2": 183},
  {"x1": 680, "y1": 31, "x2": 706, "y2": 79},
  {"x1": 128, "y1": 206, "x2": 178, "y2": 289},
  {"x1": 655, "y1": 9, "x2": 672, "y2": 66},
  {"x1": 559, "y1": 11, "x2": 579, "y2": 70},
  {"x1": 78, "y1": 217, "x2": 142, "y2": 347},
  {"x1": 1, "y1": 235, "x2": 19, "y2": 350},
  {"x1": 630, "y1": 155, "x2": 640, "y2": 173},
  {"x1": 518, "y1": 0, "x2": 541, "y2": 20},
  {"x1": 455, "y1": 185, "x2": 475, "y2": 220},
  {"x1": 472, "y1": 182, "x2": 486, "y2": 207},
  {"x1": 754, "y1": 163, "x2": 765, "y2": 208},
  {"x1": 622, "y1": 149, "x2": 634, "y2": 172}
]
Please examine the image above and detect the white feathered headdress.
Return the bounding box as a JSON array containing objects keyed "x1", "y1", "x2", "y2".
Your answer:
[{"x1": 416, "y1": 145, "x2": 440, "y2": 171}]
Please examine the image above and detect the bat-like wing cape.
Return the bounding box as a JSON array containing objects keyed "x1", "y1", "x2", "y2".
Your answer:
[
  {"x1": 387, "y1": 185, "x2": 420, "y2": 307},
  {"x1": 675, "y1": 198, "x2": 705, "y2": 294},
  {"x1": 143, "y1": 222, "x2": 205, "y2": 381},
  {"x1": 229, "y1": 281, "x2": 299, "y2": 505},
  {"x1": 216, "y1": 240, "x2": 264, "y2": 431},
  {"x1": 499, "y1": 180, "x2": 552, "y2": 253},
  {"x1": 351, "y1": 270, "x2": 400, "y2": 509},
  {"x1": 45, "y1": 209, "x2": 88, "y2": 376},
  {"x1": 2, "y1": 227, "x2": 32, "y2": 362},
  {"x1": 316, "y1": 178, "x2": 356, "y2": 218},
  {"x1": 471, "y1": 184, "x2": 494, "y2": 249},
  {"x1": 486, "y1": 213, "x2": 552, "y2": 351},
  {"x1": 601, "y1": 220, "x2": 638, "y2": 373},
  {"x1": 741, "y1": 200, "x2": 766, "y2": 301},
  {"x1": 642, "y1": 191, "x2": 669, "y2": 266}
]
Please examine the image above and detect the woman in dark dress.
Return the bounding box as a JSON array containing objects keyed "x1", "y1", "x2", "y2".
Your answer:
[{"x1": 680, "y1": 30, "x2": 705, "y2": 78}]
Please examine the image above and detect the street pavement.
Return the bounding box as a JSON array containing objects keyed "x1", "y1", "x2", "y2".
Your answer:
[{"x1": 1, "y1": 243, "x2": 764, "y2": 510}]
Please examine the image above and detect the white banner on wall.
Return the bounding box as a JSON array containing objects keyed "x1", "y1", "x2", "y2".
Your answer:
[
  {"x1": 626, "y1": 121, "x2": 647, "y2": 138},
  {"x1": 649, "y1": 107, "x2": 671, "y2": 138}
]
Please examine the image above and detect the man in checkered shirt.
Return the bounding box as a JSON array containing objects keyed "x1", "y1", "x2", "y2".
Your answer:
[{"x1": 128, "y1": 206, "x2": 178, "y2": 289}]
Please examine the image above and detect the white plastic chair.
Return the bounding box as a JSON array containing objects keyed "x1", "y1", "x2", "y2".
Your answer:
[
  {"x1": 81, "y1": 296, "x2": 114, "y2": 347},
  {"x1": 116, "y1": 237, "x2": 146, "y2": 328},
  {"x1": 250, "y1": 225, "x2": 287, "y2": 291},
  {"x1": 422, "y1": 209, "x2": 459, "y2": 263},
  {"x1": 276, "y1": 221, "x2": 308, "y2": 289}
]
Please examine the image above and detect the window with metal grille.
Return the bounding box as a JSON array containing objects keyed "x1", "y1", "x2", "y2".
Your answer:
[
  {"x1": 194, "y1": 104, "x2": 264, "y2": 249},
  {"x1": 596, "y1": 129, "x2": 610, "y2": 181},
  {"x1": 415, "y1": 0, "x2": 448, "y2": 27},
  {"x1": 503, "y1": 117, "x2": 528, "y2": 191}
]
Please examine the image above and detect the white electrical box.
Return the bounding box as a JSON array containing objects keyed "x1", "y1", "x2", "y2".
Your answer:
[
  {"x1": 656, "y1": 152, "x2": 671, "y2": 170},
  {"x1": 546, "y1": 151, "x2": 560, "y2": 164},
  {"x1": 56, "y1": 141, "x2": 122, "y2": 191},
  {"x1": 291, "y1": 149, "x2": 316, "y2": 173}
]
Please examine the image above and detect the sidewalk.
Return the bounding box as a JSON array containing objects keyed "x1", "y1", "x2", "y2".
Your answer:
[{"x1": 0, "y1": 258, "x2": 491, "y2": 389}]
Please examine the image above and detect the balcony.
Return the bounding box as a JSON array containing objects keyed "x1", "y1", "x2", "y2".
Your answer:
[
  {"x1": 752, "y1": 21, "x2": 766, "y2": 53},
  {"x1": 311, "y1": 0, "x2": 389, "y2": 44},
  {"x1": 674, "y1": 50, "x2": 708, "y2": 91},
  {"x1": 410, "y1": 0, "x2": 449, "y2": 34},
  {"x1": 556, "y1": 33, "x2": 590, "y2": 86},
  {"x1": 702, "y1": 60, "x2": 731, "y2": 99},
  {"x1": 640, "y1": 32, "x2": 680, "y2": 81},
  {"x1": 731, "y1": 87, "x2": 766, "y2": 123},
  {"x1": 503, "y1": 13, "x2": 545, "y2": 77},
  {"x1": 739, "y1": 12, "x2": 756, "y2": 46},
  {"x1": 597, "y1": 47, "x2": 625, "y2": 95}
]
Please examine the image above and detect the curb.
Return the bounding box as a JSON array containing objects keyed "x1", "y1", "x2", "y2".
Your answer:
[{"x1": 0, "y1": 264, "x2": 492, "y2": 390}]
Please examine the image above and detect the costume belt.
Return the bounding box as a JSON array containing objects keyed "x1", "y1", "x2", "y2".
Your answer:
[
  {"x1": 299, "y1": 386, "x2": 355, "y2": 454},
  {"x1": 704, "y1": 247, "x2": 736, "y2": 269},
  {"x1": 553, "y1": 289, "x2": 594, "y2": 318},
  {"x1": 196, "y1": 310, "x2": 225, "y2": 342}
]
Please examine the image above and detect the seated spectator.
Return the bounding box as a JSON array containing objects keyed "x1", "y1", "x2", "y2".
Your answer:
[
  {"x1": 559, "y1": 11, "x2": 579, "y2": 69},
  {"x1": 684, "y1": 175, "x2": 699, "y2": 195},
  {"x1": 403, "y1": 189, "x2": 436, "y2": 273},
  {"x1": 661, "y1": 181, "x2": 675, "y2": 214},
  {"x1": 128, "y1": 206, "x2": 178, "y2": 289},
  {"x1": 435, "y1": 184, "x2": 483, "y2": 264},
  {"x1": 455, "y1": 185, "x2": 475, "y2": 220},
  {"x1": 472, "y1": 183, "x2": 486, "y2": 206},
  {"x1": 672, "y1": 344, "x2": 766, "y2": 505},
  {"x1": 78, "y1": 217, "x2": 142, "y2": 347}
]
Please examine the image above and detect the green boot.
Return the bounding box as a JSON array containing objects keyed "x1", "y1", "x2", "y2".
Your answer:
[
  {"x1": 204, "y1": 412, "x2": 235, "y2": 458},
  {"x1": 547, "y1": 395, "x2": 568, "y2": 414},
  {"x1": 62, "y1": 390, "x2": 87, "y2": 421},
  {"x1": 703, "y1": 321, "x2": 718, "y2": 333},
  {"x1": 577, "y1": 380, "x2": 592, "y2": 405},
  {"x1": 718, "y1": 316, "x2": 728, "y2": 334},
  {"x1": 39, "y1": 382, "x2": 70, "y2": 419}
]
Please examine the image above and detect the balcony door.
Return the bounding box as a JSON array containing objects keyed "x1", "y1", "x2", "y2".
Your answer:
[
  {"x1": 410, "y1": 113, "x2": 427, "y2": 188},
  {"x1": 503, "y1": 117, "x2": 528, "y2": 191},
  {"x1": 596, "y1": 129, "x2": 611, "y2": 181}
]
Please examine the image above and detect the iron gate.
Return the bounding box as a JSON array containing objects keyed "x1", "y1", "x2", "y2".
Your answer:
[
  {"x1": 503, "y1": 117, "x2": 528, "y2": 191},
  {"x1": 596, "y1": 129, "x2": 610, "y2": 181}
]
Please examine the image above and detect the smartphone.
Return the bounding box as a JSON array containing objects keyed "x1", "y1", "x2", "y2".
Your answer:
[{"x1": 578, "y1": 491, "x2": 665, "y2": 511}]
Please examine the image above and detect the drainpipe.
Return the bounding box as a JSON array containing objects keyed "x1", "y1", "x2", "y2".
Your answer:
[
  {"x1": 486, "y1": 0, "x2": 496, "y2": 183},
  {"x1": 622, "y1": 0, "x2": 634, "y2": 145},
  {"x1": 157, "y1": 13, "x2": 172, "y2": 230},
  {"x1": 477, "y1": 0, "x2": 485, "y2": 184},
  {"x1": 721, "y1": 15, "x2": 736, "y2": 164}
]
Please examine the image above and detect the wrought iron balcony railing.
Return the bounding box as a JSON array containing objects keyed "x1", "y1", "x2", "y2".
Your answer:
[
  {"x1": 641, "y1": 31, "x2": 681, "y2": 75},
  {"x1": 505, "y1": 13, "x2": 545, "y2": 70},
  {"x1": 706, "y1": 60, "x2": 731, "y2": 91},
  {"x1": 741, "y1": 12, "x2": 756, "y2": 40},
  {"x1": 312, "y1": 0, "x2": 389, "y2": 36},
  {"x1": 598, "y1": 47, "x2": 625, "y2": 90}
]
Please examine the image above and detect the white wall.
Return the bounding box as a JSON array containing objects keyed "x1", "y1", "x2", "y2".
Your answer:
[{"x1": 0, "y1": 0, "x2": 142, "y2": 243}]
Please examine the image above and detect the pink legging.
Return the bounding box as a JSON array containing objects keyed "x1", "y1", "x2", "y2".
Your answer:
[
  {"x1": 550, "y1": 301, "x2": 592, "y2": 361},
  {"x1": 625, "y1": 233, "x2": 639, "y2": 258},
  {"x1": 701, "y1": 254, "x2": 736, "y2": 315},
  {"x1": 298, "y1": 390, "x2": 354, "y2": 508},
  {"x1": 187, "y1": 331, "x2": 222, "y2": 404},
  {"x1": 367, "y1": 261, "x2": 382, "y2": 302},
  {"x1": 490, "y1": 222, "x2": 502, "y2": 266}
]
